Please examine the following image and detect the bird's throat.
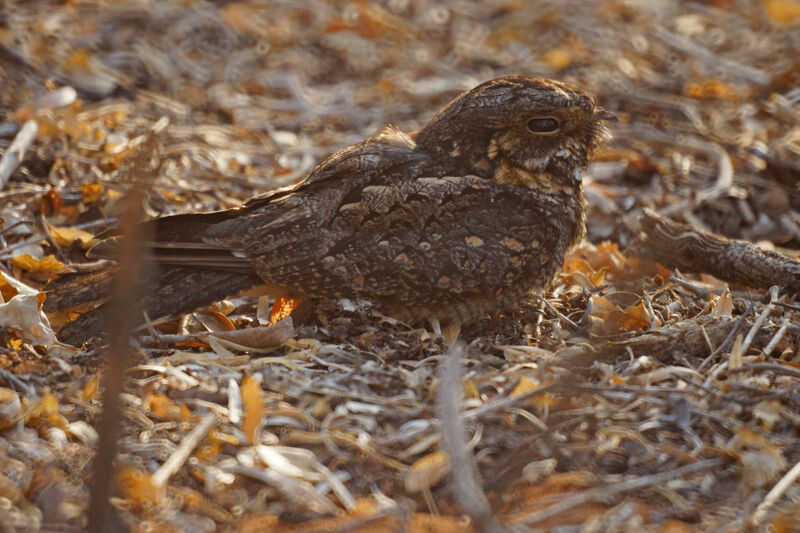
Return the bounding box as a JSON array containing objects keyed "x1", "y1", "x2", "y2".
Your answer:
[{"x1": 493, "y1": 159, "x2": 579, "y2": 195}]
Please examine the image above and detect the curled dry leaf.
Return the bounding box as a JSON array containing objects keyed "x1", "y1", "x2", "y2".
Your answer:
[
  {"x1": 542, "y1": 48, "x2": 572, "y2": 69},
  {"x1": 709, "y1": 289, "x2": 734, "y2": 317},
  {"x1": 47, "y1": 225, "x2": 96, "y2": 248},
  {"x1": 26, "y1": 392, "x2": 68, "y2": 429},
  {"x1": 80, "y1": 374, "x2": 100, "y2": 402},
  {"x1": 404, "y1": 451, "x2": 451, "y2": 494},
  {"x1": 764, "y1": 0, "x2": 800, "y2": 25},
  {"x1": 147, "y1": 394, "x2": 191, "y2": 421},
  {"x1": 753, "y1": 401, "x2": 782, "y2": 431},
  {"x1": 116, "y1": 466, "x2": 165, "y2": 508},
  {"x1": 510, "y1": 376, "x2": 541, "y2": 399},
  {"x1": 0, "y1": 271, "x2": 64, "y2": 348},
  {"x1": 10, "y1": 254, "x2": 65, "y2": 275},
  {"x1": 209, "y1": 317, "x2": 294, "y2": 350},
  {"x1": 728, "y1": 427, "x2": 786, "y2": 488},
  {"x1": 241, "y1": 374, "x2": 265, "y2": 444},
  {"x1": 590, "y1": 296, "x2": 653, "y2": 334},
  {"x1": 81, "y1": 183, "x2": 105, "y2": 204},
  {"x1": 195, "y1": 310, "x2": 237, "y2": 332},
  {"x1": 270, "y1": 298, "x2": 300, "y2": 324}
]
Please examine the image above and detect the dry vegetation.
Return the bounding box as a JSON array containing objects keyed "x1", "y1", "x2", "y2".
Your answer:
[{"x1": 1, "y1": 1, "x2": 800, "y2": 531}]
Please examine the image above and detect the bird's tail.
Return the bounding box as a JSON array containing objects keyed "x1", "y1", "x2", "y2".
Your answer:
[{"x1": 44, "y1": 266, "x2": 262, "y2": 345}]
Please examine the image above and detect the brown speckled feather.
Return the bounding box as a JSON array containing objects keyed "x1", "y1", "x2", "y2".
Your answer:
[{"x1": 46, "y1": 75, "x2": 614, "y2": 344}]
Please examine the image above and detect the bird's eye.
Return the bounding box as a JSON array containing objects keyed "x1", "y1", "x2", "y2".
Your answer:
[{"x1": 526, "y1": 117, "x2": 560, "y2": 133}]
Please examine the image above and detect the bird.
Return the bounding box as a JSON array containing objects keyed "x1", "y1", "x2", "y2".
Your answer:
[{"x1": 45, "y1": 76, "x2": 616, "y2": 344}]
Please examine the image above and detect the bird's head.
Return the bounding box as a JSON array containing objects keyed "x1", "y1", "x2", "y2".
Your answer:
[{"x1": 415, "y1": 76, "x2": 616, "y2": 190}]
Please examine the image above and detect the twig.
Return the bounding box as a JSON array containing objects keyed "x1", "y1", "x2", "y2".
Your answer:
[
  {"x1": 87, "y1": 121, "x2": 164, "y2": 532},
  {"x1": 617, "y1": 125, "x2": 733, "y2": 217},
  {"x1": 536, "y1": 295, "x2": 580, "y2": 331},
  {"x1": 436, "y1": 341, "x2": 503, "y2": 532},
  {"x1": 697, "y1": 308, "x2": 749, "y2": 371},
  {"x1": 740, "y1": 287, "x2": 779, "y2": 355},
  {"x1": 0, "y1": 120, "x2": 38, "y2": 191},
  {"x1": 519, "y1": 459, "x2": 723, "y2": 526},
  {"x1": 749, "y1": 459, "x2": 800, "y2": 526},
  {"x1": 152, "y1": 412, "x2": 217, "y2": 487},
  {"x1": 763, "y1": 318, "x2": 789, "y2": 357},
  {"x1": 137, "y1": 319, "x2": 294, "y2": 350},
  {"x1": 637, "y1": 210, "x2": 800, "y2": 292},
  {"x1": 726, "y1": 362, "x2": 800, "y2": 380},
  {"x1": 223, "y1": 463, "x2": 340, "y2": 515},
  {"x1": 651, "y1": 26, "x2": 770, "y2": 85},
  {"x1": 462, "y1": 382, "x2": 559, "y2": 422}
]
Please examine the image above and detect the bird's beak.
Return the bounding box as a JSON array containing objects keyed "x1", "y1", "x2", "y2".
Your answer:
[{"x1": 592, "y1": 107, "x2": 618, "y2": 122}]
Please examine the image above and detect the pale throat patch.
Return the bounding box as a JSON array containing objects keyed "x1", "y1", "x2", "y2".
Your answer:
[{"x1": 493, "y1": 159, "x2": 577, "y2": 194}]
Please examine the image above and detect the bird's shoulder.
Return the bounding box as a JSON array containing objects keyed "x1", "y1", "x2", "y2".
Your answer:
[{"x1": 241, "y1": 125, "x2": 427, "y2": 209}]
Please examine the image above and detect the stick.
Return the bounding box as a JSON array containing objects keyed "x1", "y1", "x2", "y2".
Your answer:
[
  {"x1": 750, "y1": 459, "x2": 800, "y2": 526},
  {"x1": 520, "y1": 459, "x2": 723, "y2": 526},
  {"x1": 436, "y1": 341, "x2": 502, "y2": 532},
  {"x1": 0, "y1": 120, "x2": 38, "y2": 190},
  {"x1": 152, "y1": 412, "x2": 217, "y2": 488},
  {"x1": 636, "y1": 209, "x2": 800, "y2": 292}
]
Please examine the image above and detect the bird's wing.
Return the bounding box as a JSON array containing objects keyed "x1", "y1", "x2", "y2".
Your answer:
[
  {"x1": 236, "y1": 173, "x2": 567, "y2": 306},
  {"x1": 88, "y1": 127, "x2": 428, "y2": 269}
]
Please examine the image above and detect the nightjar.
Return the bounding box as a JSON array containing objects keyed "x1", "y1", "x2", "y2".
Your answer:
[{"x1": 46, "y1": 76, "x2": 616, "y2": 344}]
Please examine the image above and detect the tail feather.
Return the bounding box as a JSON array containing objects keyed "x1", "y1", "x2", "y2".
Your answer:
[{"x1": 45, "y1": 267, "x2": 262, "y2": 345}]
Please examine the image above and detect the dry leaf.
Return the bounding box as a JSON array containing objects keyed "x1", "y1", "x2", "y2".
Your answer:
[
  {"x1": 590, "y1": 295, "x2": 621, "y2": 316},
  {"x1": 753, "y1": 401, "x2": 782, "y2": 431},
  {"x1": 685, "y1": 79, "x2": 738, "y2": 100},
  {"x1": 81, "y1": 374, "x2": 100, "y2": 402},
  {"x1": 210, "y1": 318, "x2": 294, "y2": 350},
  {"x1": 404, "y1": 451, "x2": 451, "y2": 493},
  {"x1": 764, "y1": 0, "x2": 800, "y2": 25},
  {"x1": 241, "y1": 374, "x2": 264, "y2": 444},
  {"x1": 148, "y1": 394, "x2": 190, "y2": 421},
  {"x1": 39, "y1": 188, "x2": 62, "y2": 215},
  {"x1": 510, "y1": 376, "x2": 540, "y2": 398},
  {"x1": 82, "y1": 183, "x2": 105, "y2": 204},
  {"x1": 10, "y1": 254, "x2": 65, "y2": 275},
  {"x1": 728, "y1": 427, "x2": 786, "y2": 488},
  {"x1": 195, "y1": 310, "x2": 237, "y2": 332},
  {"x1": 710, "y1": 289, "x2": 733, "y2": 317},
  {"x1": 220, "y1": 2, "x2": 270, "y2": 39},
  {"x1": 48, "y1": 225, "x2": 95, "y2": 248},
  {"x1": 0, "y1": 271, "x2": 63, "y2": 348},
  {"x1": 462, "y1": 379, "x2": 480, "y2": 399},
  {"x1": 270, "y1": 297, "x2": 300, "y2": 324},
  {"x1": 64, "y1": 49, "x2": 91, "y2": 71},
  {"x1": 603, "y1": 301, "x2": 651, "y2": 334},
  {"x1": 116, "y1": 467, "x2": 164, "y2": 508},
  {"x1": 542, "y1": 48, "x2": 572, "y2": 69},
  {"x1": 0, "y1": 274, "x2": 19, "y2": 302}
]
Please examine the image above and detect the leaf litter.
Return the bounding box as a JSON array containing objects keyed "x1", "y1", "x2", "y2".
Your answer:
[{"x1": 1, "y1": 1, "x2": 800, "y2": 531}]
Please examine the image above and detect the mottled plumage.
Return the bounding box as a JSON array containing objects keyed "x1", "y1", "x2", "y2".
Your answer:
[{"x1": 46, "y1": 76, "x2": 615, "y2": 343}]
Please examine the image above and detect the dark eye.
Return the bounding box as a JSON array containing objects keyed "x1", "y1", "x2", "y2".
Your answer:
[{"x1": 526, "y1": 117, "x2": 560, "y2": 133}]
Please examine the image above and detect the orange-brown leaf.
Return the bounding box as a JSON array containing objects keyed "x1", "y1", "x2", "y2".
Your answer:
[
  {"x1": 405, "y1": 451, "x2": 451, "y2": 493},
  {"x1": 48, "y1": 225, "x2": 95, "y2": 248},
  {"x1": 82, "y1": 183, "x2": 105, "y2": 204},
  {"x1": 0, "y1": 275, "x2": 19, "y2": 302},
  {"x1": 764, "y1": 0, "x2": 800, "y2": 25},
  {"x1": 270, "y1": 297, "x2": 300, "y2": 324},
  {"x1": 81, "y1": 374, "x2": 100, "y2": 402},
  {"x1": 39, "y1": 188, "x2": 62, "y2": 215},
  {"x1": 241, "y1": 374, "x2": 264, "y2": 444},
  {"x1": 542, "y1": 48, "x2": 572, "y2": 69},
  {"x1": 10, "y1": 254, "x2": 65, "y2": 275},
  {"x1": 116, "y1": 466, "x2": 164, "y2": 507},
  {"x1": 148, "y1": 394, "x2": 190, "y2": 421}
]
